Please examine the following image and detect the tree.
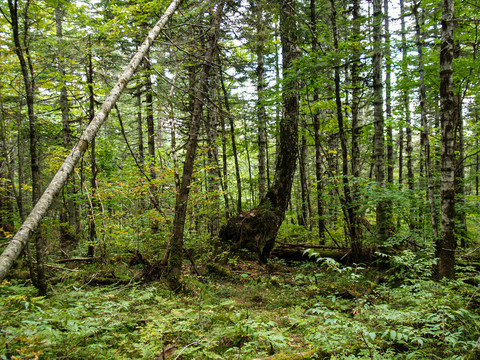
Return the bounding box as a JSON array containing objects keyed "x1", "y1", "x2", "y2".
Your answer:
[
  {"x1": 165, "y1": 0, "x2": 225, "y2": 291},
  {"x1": 412, "y1": 1, "x2": 439, "y2": 241},
  {"x1": 220, "y1": 0, "x2": 300, "y2": 261},
  {"x1": 329, "y1": 0, "x2": 360, "y2": 260},
  {"x1": 55, "y1": 1, "x2": 79, "y2": 250},
  {"x1": 7, "y1": 0, "x2": 46, "y2": 295},
  {"x1": 0, "y1": 0, "x2": 182, "y2": 282},
  {"x1": 253, "y1": 0, "x2": 268, "y2": 199},
  {"x1": 438, "y1": 0, "x2": 457, "y2": 279},
  {"x1": 372, "y1": 0, "x2": 388, "y2": 242}
]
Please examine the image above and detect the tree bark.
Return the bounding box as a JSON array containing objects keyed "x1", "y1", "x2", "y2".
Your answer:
[
  {"x1": 86, "y1": 36, "x2": 97, "y2": 258},
  {"x1": 166, "y1": 0, "x2": 224, "y2": 291},
  {"x1": 220, "y1": 69, "x2": 242, "y2": 214},
  {"x1": 310, "y1": 0, "x2": 325, "y2": 244},
  {"x1": 330, "y1": 0, "x2": 360, "y2": 260},
  {"x1": 384, "y1": 0, "x2": 394, "y2": 188},
  {"x1": 254, "y1": 0, "x2": 267, "y2": 199},
  {"x1": 0, "y1": 103, "x2": 16, "y2": 239},
  {"x1": 0, "y1": 0, "x2": 182, "y2": 282},
  {"x1": 55, "y1": 2, "x2": 78, "y2": 250},
  {"x1": 298, "y1": 116, "x2": 310, "y2": 228},
  {"x1": 220, "y1": 0, "x2": 300, "y2": 261},
  {"x1": 350, "y1": 0, "x2": 363, "y2": 251},
  {"x1": 8, "y1": 0, "x2": 47, "y2": 295},
  {"x1": 413, "y1": 2, "x2": 440, "y2": 241},
  {"x1": 438, "y1": 0, "x2": 457, "y2": 279},
  {"x1": 372, "y1": 0, "x2": 388, "y2": 242}
]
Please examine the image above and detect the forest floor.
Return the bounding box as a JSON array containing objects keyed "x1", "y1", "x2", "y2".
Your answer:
[{"x1": 1, "y1": 252, "x2": 479, "y2": 359}]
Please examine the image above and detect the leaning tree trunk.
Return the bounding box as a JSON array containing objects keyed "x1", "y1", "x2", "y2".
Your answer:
[
  {"x1": 220, "y1": 0, "x2": 300, "y2": 262},
  {"x1": 438, "y1": 0, "x2": 457, "y2": 279},
  {"x1": 0, "y1": 0, "x2": 181, "y2": 282},
  {"x1": 165, "y1": 1, "x2": 224, "y2": 291}
]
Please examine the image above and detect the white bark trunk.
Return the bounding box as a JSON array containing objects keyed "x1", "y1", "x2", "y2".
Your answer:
[{"x1": 0, "y1": 0, "x2": 181, "y2": 281}]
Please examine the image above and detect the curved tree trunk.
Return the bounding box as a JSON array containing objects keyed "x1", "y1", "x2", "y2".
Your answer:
[{"x1": 220, "y1": 0, "x2": 299, "y2": 262}]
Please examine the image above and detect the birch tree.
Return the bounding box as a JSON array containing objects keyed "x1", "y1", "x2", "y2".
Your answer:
[
  {"x1": 438, "y1": 0, "x2": 457, "y2": 279},
  {"x1": 0, "y1": 0, "x2": 182, "y2": 282}
]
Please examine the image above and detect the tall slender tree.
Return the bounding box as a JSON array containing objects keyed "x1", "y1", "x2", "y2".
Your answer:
[
  {"x1": 438, "y1": 0, "x2": 457, "y2": 279},
  {"x1": 330, "y1": 0, "x2": 360, "y2": 260},
  {"x1": 7, "y1": 0, "x2": 46, "y2": 295},
  {"x1": 253, "y1": 0, "x2": 268, "y2": 199},
  {"x1": 56, "y1": 1, "x2": 78, "y2": 249},
  {"x1": 166, "y1": 0, "x2": 225, "y2": 291},
  {"x1": 413, "y1": 1, "x2": 439, "y2": 240},
  {"x1": 372, "y1": 0, "x2": 388, "y2": 242},
  {"x1": 310, "y1": 0, "x2": 326, "y2": 244}
]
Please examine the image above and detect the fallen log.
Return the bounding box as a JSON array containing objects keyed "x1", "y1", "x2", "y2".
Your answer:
[
  {"x1": 271, "y1": 244, "x2": 349, "y2": 263},
  {"x1": 56, "y1": 257, "x2": 102, "y2": 263}
]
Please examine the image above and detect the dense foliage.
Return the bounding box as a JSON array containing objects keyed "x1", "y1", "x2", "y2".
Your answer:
[
  {"x1": 0, "y1": 0, "x2": 480, "y2": 357},
  {"x1": 1, "y1": 257, "x2": 479, "y2": 359}
]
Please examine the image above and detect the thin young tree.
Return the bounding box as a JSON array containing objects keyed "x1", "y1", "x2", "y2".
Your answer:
[
  {"x1": 330, "y1": 0, "x2": 360, "y2": 260},
  {"x1": 310, "y1": 0, "x2": 325, "y2": 243},
  {"x1": 413, "y1": 1, "x2": 439, "y2": 240},
  {"x1": 253, "y1": 0, "x2": 268, "y2": 199},
  {"x1": 372, "y1": 0, "x2": 388, "y2": 242},
  {"x1": 7, "y1": 0, "x2": 46, "y2": 294},
  {"x1": 165, "y1": 0, "x2": 225, "y2": 291},
  {"x1": 56, "y1": 1, "x2": 78, "y2": 249}
]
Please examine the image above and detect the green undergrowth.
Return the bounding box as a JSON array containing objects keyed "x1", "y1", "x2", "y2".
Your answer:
[{"x1": 1, "y1": 257, "x2": 479, "y2": 359}]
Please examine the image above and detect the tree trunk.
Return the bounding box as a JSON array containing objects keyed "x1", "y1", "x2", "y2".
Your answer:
[
  {"x1": 350, "y1": 0, "x2": 363, "y2": 249},
  {"x1": 218, "y1": 81, "x2": 231, "y2": 219},
  {"x1": 220, "y1": 0, "x2": 300, "y2": 262},
  {"x1": 8, "y1": 0, "x2": 46, "y2": 295},
  {"x1": 310, "y1": 0, "x2": 326, "y2": 244},
  {"x1": 438, "y1": 0, "x2": 457, "y2": 279},
  {"x1": 166, "y1": 1, "x2": 224, "y2": 291},
  {"x1": 86, "y1": 37, "x2": 97, "y2": 258},
  {"x1": 0, "y1": 0, "x2": 181, "y2": 282},
  {"x1": 455, "y1": 98, "x2": 466, "y2": 247},
  {"x1": 413, "y1": 2, "x2": 440, "y2": 241},
  {"x1": 298, "y1": 116, "x2": 310, "y2": 228},
  {"x1": 0, "y1": 118, "x2": 15, "y2": 239},
  {"x1": 330, "y1": 0, "x2": 360, "y2": 260},
  {"x1": 254, "y1": 0, "x2": 267, "y2": 199},
  {"x1": 205, "y1": 84, "x2": 221, "y2": 238},
  {"x1": 384, "y1": 0, "x2": 393, "y2": 187},
  {"x1": 220, "y1": 69, "x2": 242, "y2": 214},
  {"x1": 372, "y1": 0, "x2": 388, "y2": 242},
  {"x1": 384, "y1": 0, "x2": 394, "y2": 234},
  {"x1": 56, "y1": 3, "x2": 78, "y2": 250}
]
